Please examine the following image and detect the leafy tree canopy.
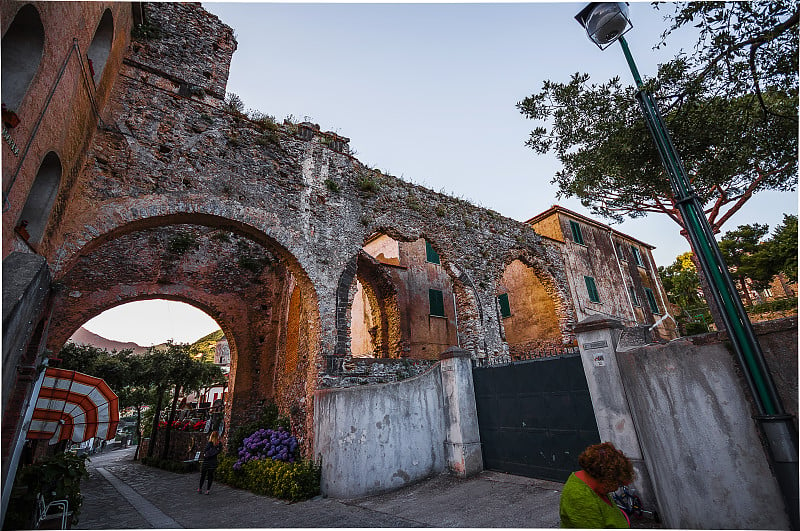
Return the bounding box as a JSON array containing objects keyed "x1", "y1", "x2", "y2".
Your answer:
[{"x1": 518, "y1": 1, "x2": 798, "y2": 233}]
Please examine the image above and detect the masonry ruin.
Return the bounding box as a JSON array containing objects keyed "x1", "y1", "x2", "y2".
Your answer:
[{"x1": 2, "y1": 1, "x2": 575, "y2": 459}]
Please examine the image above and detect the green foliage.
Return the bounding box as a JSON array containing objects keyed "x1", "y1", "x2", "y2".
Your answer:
[
  {"x1": 4, "y1": 453, "x2": 88, "y2": 529},
  {"x1": 719, "y1": 222, "x2": 771, "y2": 293},
  {"x1": 659, "y1": 252, "x2": 712, "y2": 335},
  {"x1": 518, "y1": 1, "x2": 798, "y2": 235},
  {"x1": 655, "y1": 1, "x2": 798, "y2": 103},
  {"x1": 167, "y1": 232, "x2": 199, "y2": 255},
  {"x1": 132, "y1": 21, "x2": 161, "y2": 40},
  {"x1": 190, "y1": 329, "x2": 224, "y2": 363},
  {"x1": 216, "y1": 455, "x2": 321, "y2": 501},
  {"x1": 747, "y1": 296, "x2": 798, "y2": 314},
  {"x1": 224, "y1": 93, "x2": 245, "y2": 116},
  {"x1": 407, "y1": 196, "x2": 423, "y2": 212},
  {"x1": 718, "y1": 214, "x2": 798, "y2": 291},
  {"x1": 324, "y1": 178, "x2": 340, "y2": 193},
  {"x1": 760, "y1": 214, "x2": 798, "y2": 282},
  {"x1": 356, "y1": 173, "x2": 379, "y2": 194},
  {"x1": 227, "y1": 403, "x2": 289, "y2": 454}
]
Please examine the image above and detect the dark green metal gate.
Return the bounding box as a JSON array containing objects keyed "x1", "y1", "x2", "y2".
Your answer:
[{"x1": 472, "y1": 354, "x2": 600, "y2": 482}]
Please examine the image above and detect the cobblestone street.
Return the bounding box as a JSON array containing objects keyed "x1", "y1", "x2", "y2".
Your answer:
[{"x1": 76, "y1": 446, "x2": 565, "y2": 528}]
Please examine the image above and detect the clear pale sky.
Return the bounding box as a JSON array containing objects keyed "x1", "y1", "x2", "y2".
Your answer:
[{"x1": 83, "y1": 1, "x2": 798, "y2": 346}]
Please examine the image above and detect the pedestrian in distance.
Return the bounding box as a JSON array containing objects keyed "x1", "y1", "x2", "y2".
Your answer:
[
  {"x1": 198, "y1": 431, "x2": 222, "y2": 495},
  {"x1": 559, "y1": 441, "x2": 634, "y2": 528}
]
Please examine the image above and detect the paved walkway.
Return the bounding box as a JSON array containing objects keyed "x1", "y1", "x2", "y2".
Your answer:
[{"x1": 76, "y1": 446, "x2": 565, "y2": 528}]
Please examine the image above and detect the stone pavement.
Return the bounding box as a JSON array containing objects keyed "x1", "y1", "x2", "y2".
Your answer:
[{"x1": 75, "y1": 446, "x2": 564, "y2": 528}]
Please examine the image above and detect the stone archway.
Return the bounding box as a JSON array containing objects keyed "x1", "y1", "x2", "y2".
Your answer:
[
  {"x1": 494, "y1": 251, "x2": 576, "y2": 357},
  {"x1": 48, "y1": 216, "x2": 322, "y2": 453}
]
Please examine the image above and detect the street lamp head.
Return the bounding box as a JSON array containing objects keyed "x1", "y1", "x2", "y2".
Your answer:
[{"x1": 574, "y1": 2, "x2": 632, "y2": 49}]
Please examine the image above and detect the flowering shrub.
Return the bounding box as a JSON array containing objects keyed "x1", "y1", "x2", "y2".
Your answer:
[
  {"x1": 216, "y1": 455, "x2": 321, "y2": 501},
  {"x1": 157, "y1": 419, "x2": 206, "y2": 431},
  {"x1": 234, "y1": 427, "x2": 297, "y2": 470}
]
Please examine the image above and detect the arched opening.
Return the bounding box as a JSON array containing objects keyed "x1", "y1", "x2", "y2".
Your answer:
[
  {"x1": 17, "y1": 152, "x2": 62, "y2": 244},
  {"x1": 1, "y1": 4, "x2": 44, "y2": 112},
  {"x1": 47, "y1": 216, "x2": 321, "y2": 455},
  {"x1": 497, "y1": 259, "x2": 564, "y2": 358},
  {"x1": 345, "y1": 233, "x2": 456, "y2": 360},
  {"x1": 55, "y1": 299, "x2": 228, "y2": 460},
  {"x1": 349, "y1": 251, "x2": 401, "y2": 358},
  {"x1": 87, "y1": 9, "x2": 114, "y2": 84}
]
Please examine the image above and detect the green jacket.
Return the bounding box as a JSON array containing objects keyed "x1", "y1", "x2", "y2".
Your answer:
[{"x1": 559, "y1": 473, "x2": 629, "y2": 528}]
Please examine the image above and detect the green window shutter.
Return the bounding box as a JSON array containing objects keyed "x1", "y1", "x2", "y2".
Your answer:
[
  {"x1": 498, "y1": 293, "x2": 511, "y2": 318},
  {"x1": 584, "y1": 276, "x2": 600, "y2": 303},
  {"x1": 628, "y1": 286, "x2": 640, "y2": 306},
  {"x1": 631, "y1": 245, "x2": 644, "y2": 267},
  {"x1": 429, "y1": 289, "x2": 445, "y2": 317},
  {"x1": 425, "y1": 240, "x2": 440, "y2": 264},
  {"x1": 645, "y1": 288, "x2": 660, "y2": 314},
  {"x1": 569, "y1": 220, "x2": 584, "y2": 245}
]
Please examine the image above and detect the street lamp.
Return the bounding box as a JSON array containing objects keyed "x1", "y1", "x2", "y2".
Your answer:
[{"x1": 574, "y1": 2, "x2": 798, "y2": 527}]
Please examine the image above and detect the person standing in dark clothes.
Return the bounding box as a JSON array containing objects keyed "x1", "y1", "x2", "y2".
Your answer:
[{"x1": 198, "y1": 431, "x2": 222, "y2": 494}]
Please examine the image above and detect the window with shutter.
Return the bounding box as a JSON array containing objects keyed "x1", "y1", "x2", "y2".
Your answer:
[
  {"x1": 644, "y1": 288, "x2": 660, "y2": 314},
  {"x1": 498, "y1": 293, "x2": 511, "y2": 318},
  {"x1": 569, "y1": 220, "x2": 585, "y2": 245},
  {"x1": 584, "y1": 276, "x2": 600, "y2": 303},
  {"x1": 429, "y1": 289, "x2": 445, "y2": 317}
]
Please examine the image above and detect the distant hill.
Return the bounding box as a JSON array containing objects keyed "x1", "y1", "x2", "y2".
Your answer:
[
  {"x1": 68, "y1": 327, "x2": 149, "y2": 354},
  {"x1": 67, "y1": 326, "x2": 225, "y2": 357},
  {"x1": 191, "y1": 329, "x2": 225, "y2": 362}
]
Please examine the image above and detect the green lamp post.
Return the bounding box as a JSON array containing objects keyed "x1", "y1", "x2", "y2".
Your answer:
[{"x1": 573, "y1": 2, "x2": 798, "y2": 527}]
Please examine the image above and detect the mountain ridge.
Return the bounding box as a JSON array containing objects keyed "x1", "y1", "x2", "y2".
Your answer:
[{"x1": 68, "y1": 326, "x2": 224, "y2": 355}]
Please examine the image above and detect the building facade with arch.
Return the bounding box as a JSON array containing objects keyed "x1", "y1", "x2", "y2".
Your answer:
[{"x1": 1, "y1": 1, "x2": 672, "y2": 515}]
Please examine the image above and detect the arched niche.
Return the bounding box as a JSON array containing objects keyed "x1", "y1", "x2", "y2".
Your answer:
[
  {"x1": 497, "y1": 259, "x2": 564, "y2": 358},
  {"x1": 87, "y1": 9, "x2": 114, "y2": 84},
  {"x1": 341, "y1": 233, "x2": 456, "y2": 360},
  {"x1": 1, "y1": 4, "x2": 45, "y2": 111},
  {"x1": 18, "y1": 152, "x2": 62, "y2": 244}
]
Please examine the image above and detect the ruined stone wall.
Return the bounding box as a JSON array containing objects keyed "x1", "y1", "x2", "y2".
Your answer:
[
  {"x1": 497, "y1": 259, "x2": 564, "y2": 356},
  {"x1": 25, "y1": 2, "x2": 575, "y2": 455}
]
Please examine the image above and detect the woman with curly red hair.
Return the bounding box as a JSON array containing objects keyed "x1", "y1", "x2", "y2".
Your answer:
[{"x1": 559, "y1": 442, "x2": 634, "y2": 528}]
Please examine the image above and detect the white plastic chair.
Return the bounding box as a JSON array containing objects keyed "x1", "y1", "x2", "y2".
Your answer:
[{"x1": 35, "y1": 492, "x2": 70, "y2": 529}]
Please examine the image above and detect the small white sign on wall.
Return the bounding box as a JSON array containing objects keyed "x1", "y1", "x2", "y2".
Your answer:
[{"x1": 593, "y1": 354, "x2": 606, "y2": 367}]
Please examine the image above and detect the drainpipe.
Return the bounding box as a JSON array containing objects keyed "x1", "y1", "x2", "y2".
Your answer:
[
  {"x1": 609, "y1": 230, "x2": 637, "y2": 321},
  {"x1": 641, "y1": 249, "x2": 677, "y2": 335}
]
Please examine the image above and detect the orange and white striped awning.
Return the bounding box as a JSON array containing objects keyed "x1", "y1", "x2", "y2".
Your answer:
[{"x1": 27, "y1": 367, "x2": 119, "y2": 445}]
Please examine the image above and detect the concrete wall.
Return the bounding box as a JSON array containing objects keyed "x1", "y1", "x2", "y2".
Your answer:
[
  {"x1": 314, "y1": 364, "x2": 447, "y2": 498},
  {"x1": 616, "y1": 337, "x2": 791, "y2": 529}
]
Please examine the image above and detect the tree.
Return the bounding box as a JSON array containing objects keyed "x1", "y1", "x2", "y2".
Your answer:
[
  {"x1": 718, "y1": 223, "x2": 770, "y2": 305},
  {"x1": 658, "y1": 252, "x2": 710, "y2": 334},
  {"x1": 57, "y1": 343, "x2": 156, "y2": 457},
  {"x1": 157, "y1": 342, "x2": 225, "y2": 460},
  {"x1": 760, "y1": 213, "x2": 798, "y2": 283},
  {"x1": 518, "y1": 1, "x2": 798, "y2": 328}
]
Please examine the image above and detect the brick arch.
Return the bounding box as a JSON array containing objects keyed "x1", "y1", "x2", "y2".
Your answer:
[
  {"x1": 48, "y1": 200, "x2": 315, "y2": 281},
  {"x1": 47, "y1": 215, "x2": 324, "y2": 451},
  {"x1": 335, "y1": 229, "x2": 485, "y2": 360},
  {"x1": 353, "y1": 251, "x2": 401, "y2": 358},
  {"x1": 49, "y1": 291, "x2": 237, "y2": 360},
  {"x1": 495, "y1": 248, "x2": 576, "y2": 349}
]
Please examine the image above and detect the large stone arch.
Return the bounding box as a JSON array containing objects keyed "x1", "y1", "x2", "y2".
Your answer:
[
  {"x1": 494, "y1": 248, "x2": 576, "y2": 353},
  {"x1": 334, "y1": 228, "x2": 484, "y2": 361},
  {"x1": 348, "y1": 250, "x2": 402, "y2": 358},
  {"x1": 48, "y1": 214, "x2": 323, "y2": 452}
]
